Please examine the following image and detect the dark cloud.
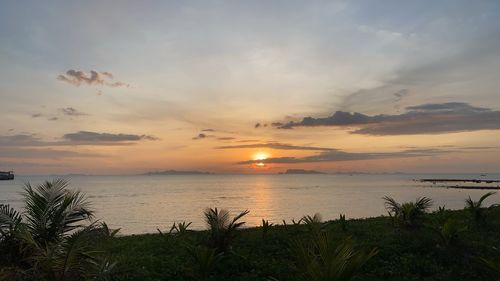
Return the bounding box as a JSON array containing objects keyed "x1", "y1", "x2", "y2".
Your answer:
[
  {"x1": 0, "y1": 134, "x2": 46, "y2": 146},
  {"x1": 273, "y1": 102, "x2": 500, "y2": 135},
  {"x1": 217, "y1": 142, "x2": 336, "y2": 151},
  {"x1": 31, "y1": 113, "x2": 43, "y2": 118},
  {"x1": 237, "y1": 148, "x2": 449, "y2": 164},
  {"x1": 236, "y1": 139, "x2": 260, "y2": 143},
  {"x1": 193, "y1": 133, "x2": 211, "y2": 140},
  {"x1": 0, "y1": 132, "x2": 157, "y2": 147},
  {"x1": 57, "y1": 70, "x2": 129, "y2": 88},
  {"x1": 60, "y1": 107, "x2": 88, "y2": 116},
  {"x1": 0, "y1": 147, "x2": 101, "y2": 159},
  {"x1": 393, "y1": 89, "x2": 409, "y2": 101},
  {"x1": 201, "y1": 128, "x2": 215, "y2": 132},
  {"x1": 254, "y1": 123, "x2": 261, "y2": 128},
  {"x1": 48, "y1": 117, "x2": 58, "y2": 121},
  {"x1": 63, "y1": 131, "x2": 158, "y2": 142}
]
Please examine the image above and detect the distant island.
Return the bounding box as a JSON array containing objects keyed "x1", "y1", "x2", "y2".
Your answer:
[
  {"x1": 142, "y1": 170, "x2": 213, "y2": 175},
  {"x1": 281, "y1": 169, "x2": 326, "y2": 174}
]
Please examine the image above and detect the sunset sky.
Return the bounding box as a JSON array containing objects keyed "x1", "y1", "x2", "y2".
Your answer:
[{"x1": 1, "y1": 1, "x2": 500, "y2": 174}]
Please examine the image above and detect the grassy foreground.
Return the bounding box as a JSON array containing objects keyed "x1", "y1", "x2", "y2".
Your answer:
[
  {"x1": 108, "y1": 208, "x2": 500, "y2": 281},
  {"x1": 1, "y1": 180, "x2": 500, "y2": 281}
]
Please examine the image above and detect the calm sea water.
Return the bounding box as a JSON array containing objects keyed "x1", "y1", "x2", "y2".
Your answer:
[{"x1": 1, "y1": 174, "x2": 499, "y2": 234}]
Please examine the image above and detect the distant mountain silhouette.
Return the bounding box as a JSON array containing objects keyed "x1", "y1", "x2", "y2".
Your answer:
[
  {"x1": 142, "y1": 170, "x2": 213, "y2": 175},
  {"x1": 282, "y1": 169, "x2": 325, "y2": 174}
]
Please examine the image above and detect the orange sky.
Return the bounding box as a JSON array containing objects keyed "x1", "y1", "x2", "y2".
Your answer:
[{"x1": 1, "y1": 1, "x2": 500, "y2": 174}]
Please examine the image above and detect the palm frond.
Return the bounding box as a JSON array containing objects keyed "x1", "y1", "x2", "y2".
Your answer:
[{"x1": 204, "y1": 208, "x2": 249, "y2": 253}]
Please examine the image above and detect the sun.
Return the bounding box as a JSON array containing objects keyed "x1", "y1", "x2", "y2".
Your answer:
[
  {"x1": 253, "y1": 152, "x2": 270, "y2": 167},
  {"x1": 253, "y1": 152, "x2": 270, "y2": 161}
]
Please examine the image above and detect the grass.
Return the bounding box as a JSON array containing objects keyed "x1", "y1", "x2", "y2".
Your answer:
[
  {"x1": 106, "y1": 207, "x2": 500, "y2": 281},
  {"x1": 2, "y1": 181, "x2": 499, "y2": 280}
]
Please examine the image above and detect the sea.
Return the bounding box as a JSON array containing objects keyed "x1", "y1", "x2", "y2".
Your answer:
[{"x1": 1, "y1": 174, "x2": 499, "y2": 234}]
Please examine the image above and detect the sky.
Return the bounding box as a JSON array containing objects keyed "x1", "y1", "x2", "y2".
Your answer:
[{"x1": 1, "y1": 0, "x2": 500, "y2": 174}]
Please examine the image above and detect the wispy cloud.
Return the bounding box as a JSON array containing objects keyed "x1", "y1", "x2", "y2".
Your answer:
[
  {"x1": 63, "y1": 131, "x2": 158, "y2": 142},
  {"x1": 217, "y1": 142, "x2": 336, "y2": 151},
  {"x1": 57, "y1": 70, "x2": 130, "y2": 88},
  {"x1": 59, "y1": 107, "x2": 87, "y2": 116},
  {"x1": 271, "y1": 102, "x2": 500, "y2": 135},
  {"x1": 0, "y1": 131, "x2": 158, "y2": 147},
  {"x1": 237, "y1": 148, "x2": 450, "y2": 164},
  {"x1": 192, "y1": 133, "x2": 213, "y2": 140}
]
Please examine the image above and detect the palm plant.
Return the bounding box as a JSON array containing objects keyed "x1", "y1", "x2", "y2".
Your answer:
[
  {"x1": 0, "y1": 179, "x2": 115, "y2": 281},
  {"x1": 383, "y1": 196, "x2": 433, "y2": 228},
  {"x1": 186, "y1": 245, "x2": 223, "y2": 281},
  {"x1": 292, "y1": 233, "x2": 378, "y2": 281},
  {"x1": 302, "y1": 213, "x2": 327, "y2": 234},
  {"x1": 465, "y1": 191, "x2": 497, "y2": 226},
  {"x1": 433, "y1": 205, "x2": 449, "y2": 225},
  {"x1": 339, "y1": 214, "x2": 347, "y2": 231},
  {"x1": 158, "y1": 221, "x2": 192, "y2": 237},
  {"x1": 203, "y1": 208, "x2": 249, "y2": 253},
  {"x1": 261, "y1": 219, "x2": 273, "y2": 240},
  {"x1": 0, "y1": 204, "x2": 23, "y2": 264},
  {"x1": 23, "y1": 179, "x2": 94, "y2": 245},
  {"x1": 431, "y1": 219, "x2": 466, "y2": 248},
  {"x1": 0, "y1": 204, "x2": 22, "y2": 240}
]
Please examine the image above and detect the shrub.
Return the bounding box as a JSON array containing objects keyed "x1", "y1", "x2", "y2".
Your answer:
[
  {"x1": 292, "y1": 233, "x2": 378, "y2": 281},
  {"x1": 261, "y1": 219, "x2": 273, "y2": 240},
  {"x1": 204, "y1": 208, "x2": 249, "y2": 253},
  {"x1": 383, "y1": 196, "x2": 433, "y2": 228},
  {"x1": 465, "y1": 192, "x2": 497, "y2": 227},
  {"x1": 339, "y1": 214, "x2": 347, "y2": 231},
  {"x1": 0, "y1": 179, "x2": 116, "y2": 281}
]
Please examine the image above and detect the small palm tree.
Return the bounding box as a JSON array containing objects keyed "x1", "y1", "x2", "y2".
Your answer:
[
  {"x1": 302, "y1": 213, "x2": 327, "y2": 234},
  {"x1": 433, "y1": 205, "x2": 449, "y2": 225},
  {"x1": 261, "y1": 219, "x2": 273, "y2": 240},
  {"x1": 204, "y1": 207, "x2": 249, "y2": 253},
  {"x1": 383, "y1": 196, "x2": 433, "y2": 228},
  {"x1": 186, "y1": 245, "x2": 223, "y2": 281},
  {"x1": 431, "y1": 219, "x2": 466, "y2": 248},
  {"x1": 0, "y1": 179, "x2": 115, "y2": 281},
  {"x1": 465, "y1": 192, "x2": 496, "y2": 226},
  {"x1": 339, "y1": 214, "x2": 347, "y2": 231},
  {"x1": 292, "y1": 233, "x2": 378, "y2": 281},
  {"x1": 23, "y1": 179, "x2": 94, "y2": 245}
]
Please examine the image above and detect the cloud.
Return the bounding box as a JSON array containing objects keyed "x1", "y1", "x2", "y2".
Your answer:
[
  {"x1": 193, "y1": 133, "x2": 213, "y2": 140},
  {"x1": 0, "y1": 134, "x2": 47, "y2": 146},
  {"x1": 0, "y1": 132, "x2": 157, "y2": 147},
  {"x1": 237, "y1": 148, "x2": 449, "y2": 164},
  {"x1": 393, "y1": 89, "x2": 409, "y2": 102},
  {"x1": 217, "y1": 142, "x2": 336, "y2": 151},
  {"x1": 31, "y1": 113, "x2": 43, "y2": 118},
  {"x1": 217, "y1": 137, "x2": 235, "y2": 141},
  {"x1": 57, "y1": 70, "x2": 129, "y2": 88},
  {"x1": 272, "y1": 102, "x2": 500, "y2": 135},
  {"x1": 63, "y1": 131, "x2": 158, "y2": 142},
  {"x1": 60, "y1": 107, "x2": 88, "y2": 116},
  {"x1": 0, "y1": 147, "x2": 101, "y2": 159},
  {"x1": 201, "y1": 128, "x2": 215, "y2": 132}
]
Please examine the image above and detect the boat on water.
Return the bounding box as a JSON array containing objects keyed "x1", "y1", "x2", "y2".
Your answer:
[{"x1": 0, "y1": 171, "x2": 14, "y2": 180}]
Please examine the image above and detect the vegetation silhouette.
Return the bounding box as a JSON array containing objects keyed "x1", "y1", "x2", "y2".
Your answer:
[
  {"x1": 465, "y1": 191, "x2": 497, "y2": 227},
  {"x1": 203, "y1": 207, "x2": 249, "y2": 254},
  {"x1": 1, "y1": 179, "x2": 500, "y2": 280},
  {"x1": 0, "y1": 179, "x2": 117, "y2": 281},
  {"x1": 383, "y1": 196, "x2": 433, "y2": 228}
]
